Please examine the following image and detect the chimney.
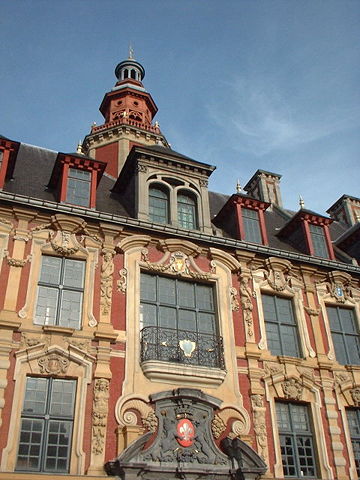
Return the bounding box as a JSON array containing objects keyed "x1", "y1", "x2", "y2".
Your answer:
[
  {"x1": 327, "y1": 195, "x2": 360, "y2": 227},
  {"x1": 244, "y1": 169, "x2": 282, "y2": 207}
]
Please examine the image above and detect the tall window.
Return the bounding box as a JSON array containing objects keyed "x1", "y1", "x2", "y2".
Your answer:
[
  {"x1": 66, "y1": 168, "x2": 91, "y2": 207},
  {"x1": 178, "y1": 192, "x2": 197, "y2": 230},
  {"x1": 276, "y1": 402, "x2": 317, "y2": 478},
  {"x1": 309, "y1": 224, "x2": 329, "y2": 258},
  {"x1": 347, "y1": 409, "x2": 360, "y2": 478},
  {"x1": 16, "y1": 377, "x2": 76, "y2": 473},
  {"x1": 327, "y1": 306, "x2": 360, "y2": 364},
  {"x1": 35, "y1": 256, "x2": 85, "y2": 329},
  {"x1": 242, "y1": 207, "x2": 262, "y2": 243},
  {"x1": 149, "y1": 186, "x2": 169, "y2": 224},
  {"x1": 140, "y1": 273, "x2": 223, "y2": 368},
  {"x1": 262, "y1": 295, "x2": 301, "y2": 357}
]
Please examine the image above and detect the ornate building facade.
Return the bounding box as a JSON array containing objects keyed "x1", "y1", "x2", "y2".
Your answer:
[{"x1": 0, "y1": 54, "x2": 360, "y2": 480}]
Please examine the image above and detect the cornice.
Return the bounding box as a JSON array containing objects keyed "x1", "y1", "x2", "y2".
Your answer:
[{"x1": 0, "y1": 190, "x2": 359, "y2": 276}]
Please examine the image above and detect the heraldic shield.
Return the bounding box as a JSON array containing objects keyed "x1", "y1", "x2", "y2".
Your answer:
[{"x1": 105, "y1": 388, "x2": 266, "y2": 480}]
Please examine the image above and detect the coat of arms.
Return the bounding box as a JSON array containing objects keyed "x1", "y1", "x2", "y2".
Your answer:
[{"x1": 176, "y1": 418, "x2": 195, "y2": 447}]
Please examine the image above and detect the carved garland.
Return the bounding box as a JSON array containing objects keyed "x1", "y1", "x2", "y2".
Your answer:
[
  {"x1": 100, "y1": 249, "x2": 115, "y2": 315},
  {"x1": 251, "y1": 395, "x2": 268, "y2": 462},
  {"x1": 92, "y1": 378, "x2": 110, "y2": 455},
  {"x1": 141, "y1": 249, "x2": 216, "y2": 280},
  {"x1": 117, "y1": 268, "x2": 128, "y2": 294},
  {"x1": 239, "y1": 274, "x2": 254, "y2": 338}
]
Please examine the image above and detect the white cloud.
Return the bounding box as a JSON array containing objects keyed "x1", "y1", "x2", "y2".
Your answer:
[{"x1": 209, "y1": 76, "x2": 360, "y2": 157}]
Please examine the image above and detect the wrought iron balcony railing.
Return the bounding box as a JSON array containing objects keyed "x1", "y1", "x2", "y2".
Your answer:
[{"x1": 140, "y1": 326, "x2": 225, "y2": 369}]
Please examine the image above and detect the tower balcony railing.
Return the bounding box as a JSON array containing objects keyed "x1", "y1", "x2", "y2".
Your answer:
[
  {"x1": 140, "y1": 326, "x2": 225, "y2": 369},
  {"x1": 91, "y1": 118, "x2": 161, "y2": 135}
]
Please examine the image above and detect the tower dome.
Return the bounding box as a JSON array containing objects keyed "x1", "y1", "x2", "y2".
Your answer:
[{"x1": 114, "y1": 56, "x2": 145, "y2": 83}]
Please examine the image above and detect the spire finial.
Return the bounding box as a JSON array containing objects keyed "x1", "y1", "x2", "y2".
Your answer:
[
  {"x1": 236, "y1": 179, "x2": 242, "y2": 194},
  {"x1": 299, "y1": 195, "x2": 305, "y2": 209},
  {"x1": 128, "y1": 43, "x2": 134, "y2": 60},
  {"x1": 77, "y1": 141, "x2": 83, "y2": 155}
]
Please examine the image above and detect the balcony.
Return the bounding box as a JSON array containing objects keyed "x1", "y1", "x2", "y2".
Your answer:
[{"x1": 140, "y1": 326, "x2": 225, "y2": 369}]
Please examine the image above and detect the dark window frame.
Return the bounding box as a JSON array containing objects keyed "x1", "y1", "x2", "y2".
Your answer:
[
  {"x1": 34, "y1": 256, "x2": 85, "y2": 330},
  {"x1": 309, "y1": 223, "x2": 330, "y2": 258},
  {"x1": 276, "y1": 402, "x2": 318, "y2": 478},
  {"x1": 327, "y1": 305, "x2": 360, "y2": 365},
  {"x1": 149, "y1": 184, "x2": 170, "y2": 224},
  {"x1": 16, "y1": 377, "x2": 76, "y2": 473},
  {"x1": 65, "y1": 167, "x2": 92, "y2": 207},
  {"x1": 140, "y1": 273, "x2": 224, "y2": 368},
  {"x1": 262, "y1": 294, "x2": 301, "y2": 357},
  {"x1": 347, "y1": 409, "x2": 360, "y2": 478},
  {"x1": 177, "y1": 190, "x2": 198, "y2": 230},
  {"x1": 241, "y1": 206, "x2": 263, "y2": 243}
]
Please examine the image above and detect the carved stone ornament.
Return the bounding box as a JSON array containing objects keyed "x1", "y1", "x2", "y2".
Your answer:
[
  {"x1": 351, "y1": 387, "x2": 360, "y2": 406},
  {"x1": 211, "y1": 414, "x2": 226, "y2": 439},
  {"x1": 100, "y1": 249, "x2": 115, "y2": 315},
  {"x1": 230, "y1": 287, "x2": 240, "y2": 312},
  {"x1": 0, "y1": 217, "x2": 13, "y2": 226},
  {"x1": 264, "y1": 362, "x2": 285, "y2": 377},
  {"x1": 136, "y1": 163, "x2": 148, "y2": 173},
  {"x1": 141, "y1": 249, "x2": 215, "y2": 280},
  {"x1": 142, "y1": 410, "x2": 158, "y2": 433},
  {"x1": 117, "y1": 268, "x2": 127, "y2": 294},
  {"x1": 63, "y1": 336, "x2": 90, "y2": 352},
  {"x1": 251, "y1": 395, "x2": 268, "y2": 462},
  {"x1": 199, "y1": 179, "x2": 208, "y2": 187},
  {"x1": 4, "y1": 251, "x2": 32, "y2": 267},
  {"x1": 304, "y1": 306, "x2": 320, "y2": 317},
  {"x1": 106, "y1": 389, "x2": 266, "y2": 480},
  {"x1": 335, "y1": 371, "x2": 351, "y2": 386},
  {"x1": 50, "y1": 230, "x2": 79, "y2": 256},
  {"x1": 326, "y1": 271, "x2": 353, "y2": 303},
  {"x1": 38, "y1": 353, "x2": 69, "y2": 375},
  {"x1": 282, "y1": 378, "x2": 303, "y2": 400},
  {"x1": 263, "y1": 257, "x2": 292, "y2": 292},
  {"x1": 21, "y1": 333, "x2": 49, "y2": 349},
  {"x1": 92, "y1": 378, "x2": 110, "y2": 455},
  {"x1": 239, "y1": 274, "x2": 254, "y2": 337}
]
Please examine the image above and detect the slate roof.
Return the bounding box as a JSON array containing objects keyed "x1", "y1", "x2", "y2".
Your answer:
[{"x1": 0, "y1": 139, "x2": 353, "y2": 264}]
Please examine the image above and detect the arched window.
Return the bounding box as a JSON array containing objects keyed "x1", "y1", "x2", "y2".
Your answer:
[
  {"x1": 149, "y1": 186, "x2": 169, "y2": 224},
  {"x1": 177, "y1": 192, "x2": 197, "y2": 230},
  {"x1": 124, "y1": 68, "x2": 129, "y2": 79},
  {"x1": 131, "y1": 69, "x2": 136, "y2": 80}
]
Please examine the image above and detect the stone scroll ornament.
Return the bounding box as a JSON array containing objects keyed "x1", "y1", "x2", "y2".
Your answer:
[{"x1": 92, "y1": 378, "x2": 110, "y2": 455}]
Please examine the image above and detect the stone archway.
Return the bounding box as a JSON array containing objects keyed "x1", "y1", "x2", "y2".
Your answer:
[{"x1": 105, "y1": 388, "x2": 266, "y2": 480}]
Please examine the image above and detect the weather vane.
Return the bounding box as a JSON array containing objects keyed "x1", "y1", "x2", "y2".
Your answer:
[{"x1": 128, "y1": 43, "x2": 134, "y2": 60}]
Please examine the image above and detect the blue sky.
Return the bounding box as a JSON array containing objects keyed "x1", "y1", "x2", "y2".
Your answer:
[{"x1": 1, "y1": 0, "x2": 359, "y2": 214}]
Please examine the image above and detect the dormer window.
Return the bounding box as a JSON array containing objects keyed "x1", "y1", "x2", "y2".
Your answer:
[
  {"x1": 213, "y1": 194, "x2": 269, "y2": 245},
  {"x1": 0, "y1": 137, "x2": 20, "y2": 188},
  {"x1": 149, "y1": 185, "x2": 169, "y2": 224},
  {"x1": 178, "y1": 192, "x2": 197, "y2": 230},
  {"x1": 241, "y1": 207, "x2": 262, "y2": 243},
  {"x1": 309, "y1": 224, "x2": 330, "y2": 258},
  {"x1": 278, "y1": 210, "x2": 335, "y2": 260},
  {"x1": 47, "y1": 153, "x2": 106, "y2": 209},
  {"x1": 66, "y1": 168, "x2": 91, "y2": 207}
]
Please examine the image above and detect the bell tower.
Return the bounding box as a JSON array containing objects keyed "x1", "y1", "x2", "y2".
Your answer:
[{"x1": 83, "y1": 51, "x2": 169, "y2": 177}]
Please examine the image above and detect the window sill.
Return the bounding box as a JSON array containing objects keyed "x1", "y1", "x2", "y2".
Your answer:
[
  {"x1": 42, "y1": 325, "x2": 75, "y2": 335},
  {"x1": 141, "y1": 360, "x2": 226, "y2": 387}
]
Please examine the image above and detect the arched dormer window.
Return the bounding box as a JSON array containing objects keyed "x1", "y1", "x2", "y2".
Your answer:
[
  {"x1": 149, "y1": 185, "x2": 169, "y2": 224},
  {"x1": 177, "y1": 191, "x2": 197, "y2": 230}
]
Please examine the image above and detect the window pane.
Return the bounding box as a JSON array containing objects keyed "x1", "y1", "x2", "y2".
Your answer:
[
  {"x1": 149, "y1": 187, "x2": 169, "y2": 224},
  {"x1": 63, "y1": 259, "x2": 85, "y2": 288},
  {"x1": 178, "y1": 193, "x2": 197, "y2": 230},
  {"x1": 328, "y1": 307, "x2": 360, "y2": 365},
  {"x1": 23, "y1": 377, "x2": 48, "y2": 415},
  {"x1": 45, "y1": 420, "x2": 72, "y2": 472},
  {"x1": 262, "y1": 295, "x2": 300, "y2": 357},
  {"x1": 178, "y1": 281, "x2": 195, "y2": 308},
  {"x1": 198, "y1": 313, "x2": 215, "y2": 334},
  {"x1": 39, "y1": 256, "x2": 61, "y2": 284},
  {"x1": 242, "y1": 207, "x2": 262, "y2": 243},
  {"x1": 140, "y1": 274, "x2": 157, "y2": 302},
  {"x1": 196, "y1": 285, "x2": 214, "y2": 311},
  {"x1": 347, "y1": 410, "x2": 360, "y2": 479},
  {"x1": 140, "y1": 303, "x2": 157, "y2": 328},
  {"x1": 159, "y1": 306, "x2": 176, "y2": 329},
  {"x1": 332, "y1": 333, "x2": 348, "y2": 364},
  {"x1": 49, "y1": 380, "x2": 76, "y2": 417},
  {"x1": 158, "y1": 277, "x2": 176, "y2": 305},
  {"x1": 66, "y1": 168, "x2": 91, "y2": 207},
  {"x1": 309, "y1": 224, "x2": 329, "y2": 258},
  {"x1": 179, "y1": 309, "x2": 196, "y2": 331},
  {"x1": 16, "y1": 419, "x2": 44, "y2": 471},
  {"x1": 60, "y1": 291, "x2": 82, "y2": 329},
  {"x1": 34, "y1": 286, "x2": 58, "y2": 325},
  {"x1": 340, "y1": 308, "x2": 357, "y2": 334},
  {"x1": 347, "y1": 336, "x2": 360, "y2": 365}
]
